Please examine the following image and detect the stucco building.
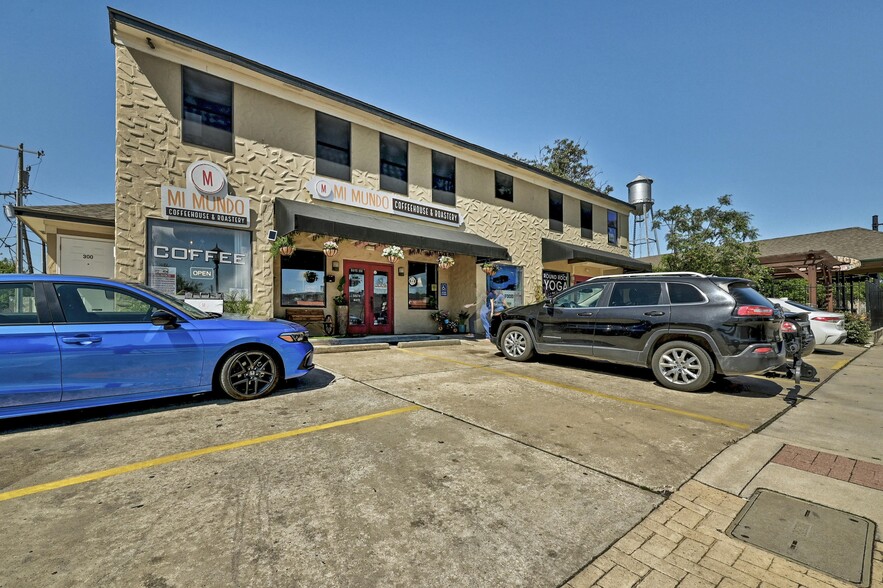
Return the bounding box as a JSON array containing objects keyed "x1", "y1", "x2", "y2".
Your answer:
[{"x1": 18, "y1": 8, "x2": 650, "y2": 336}]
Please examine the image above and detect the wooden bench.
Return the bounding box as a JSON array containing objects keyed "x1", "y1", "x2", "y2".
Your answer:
[{"x1": 285, "y1": 308, "x2": 334, "y2": 336}]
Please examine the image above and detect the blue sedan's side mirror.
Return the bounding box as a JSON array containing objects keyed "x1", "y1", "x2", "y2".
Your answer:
[{"x1": 151, "y1": 310, "x2": 179, "y2": 328}]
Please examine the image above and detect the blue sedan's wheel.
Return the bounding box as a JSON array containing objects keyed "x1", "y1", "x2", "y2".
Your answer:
[{"x1": 219, "y1": 349, "x2": 280, "y2": 400}]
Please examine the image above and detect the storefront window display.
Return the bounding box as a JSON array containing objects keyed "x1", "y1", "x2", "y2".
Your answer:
[
  {"x1": 408, "y1": 262, "x2": 438, "y2": 309},
  {"x1": 147, "y1": 219, "x2": 252, "y2": 299},
  {"x1": 486, "y1": 264, "x2": 523, "y2": 308},
  {"x1": 281, "y1": 250, "x2": 326, "y2": 307}
]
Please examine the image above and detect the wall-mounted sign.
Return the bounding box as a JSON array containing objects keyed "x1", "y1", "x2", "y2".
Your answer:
[
  {"x1": 161, "y1": 161, "x2": 250, "y2": 228},
  {"x1": 440, "y1": 283, "x2": 448, "y2": 297},
  {"x1": 306, "y1": 176, "x2": 461, "y2": 227},
  {"x1": 542, "y1": 270, "x2": 571, "y2": 296}
]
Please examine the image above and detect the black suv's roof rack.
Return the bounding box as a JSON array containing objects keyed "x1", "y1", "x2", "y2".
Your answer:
[{"x1": 587, "y1": 271, "x2": 706, "y2": 281}]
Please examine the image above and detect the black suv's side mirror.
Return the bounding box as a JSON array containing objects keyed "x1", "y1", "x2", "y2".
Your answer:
[{"x1": 151, "y1": 310, "x2": 179, "y2": 329}]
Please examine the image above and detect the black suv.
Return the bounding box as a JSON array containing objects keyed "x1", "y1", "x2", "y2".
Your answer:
[{"x1": 490, "y1": 272, "x2": 786, "y2": 392}]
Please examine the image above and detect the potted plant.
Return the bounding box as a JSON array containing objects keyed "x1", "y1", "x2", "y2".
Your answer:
[
  {"x1": 333, "y1": 276, "x2": 348, "y2": 335},
  {"x1": 323, "y1": 240, "x2": 339, "y2": 257},
  {"x1": 438, "y1": 255, "x2": 455, "y2": 270},
  {"x1": 303, "y1": 271, "x2": 319, "y2": 283},
  {"x1": 429, "y1": 309, "x2": 457, "y2": 333},
  {"x1": 270, "y1": 234, "x2": 295, "y2": 257},
  {"x1": 382, "y1": 245, "x2": 405, "y2": 263},
  {"x1": 481, "y1": 261, "x2": 498, "y2": 275}
]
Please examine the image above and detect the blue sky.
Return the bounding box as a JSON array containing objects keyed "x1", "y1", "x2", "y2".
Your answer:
[{"x1": 2, "y1": 1, "x2": 881, "y2": 264}]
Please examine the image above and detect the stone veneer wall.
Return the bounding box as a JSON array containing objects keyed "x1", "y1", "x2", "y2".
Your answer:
[{"x1": 115, "y1": 43, "x2": 632, "y2": 324}]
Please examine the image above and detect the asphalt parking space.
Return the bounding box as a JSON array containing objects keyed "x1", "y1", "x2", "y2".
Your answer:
[{"x1": 0, "y1": 380, "x2": 659, "y2": 587}]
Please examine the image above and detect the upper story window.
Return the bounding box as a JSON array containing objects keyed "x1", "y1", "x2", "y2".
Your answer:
[
  {"x1": 432, "y1": 151, "x2": 456, "y2": 206},
  {"x1": 607, "y1": 210, "x2": 619, "y2": 244},
  {"x1": 495, "y1": 171, "x2": 513, "y2": 202},
  {"x1": 182, "y1": 67, "x2": 233, "y2": 153},
  {"x1": 581, "y1": 202, "x2": 593, "y2": 239},
  {"x1": 380, "y1": 134, "x2": 408, "y2": 194},
  {"x1": 549, "y1": 191, "x2": 563, "y2": 232},
  {"x1": 316, "y1": 112, "x2": 351, "y2": 181}
]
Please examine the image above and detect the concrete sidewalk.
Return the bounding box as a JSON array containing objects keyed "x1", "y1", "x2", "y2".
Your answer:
[{"x1": 569, "y1": 345, "x2": 883, "y2": 588}]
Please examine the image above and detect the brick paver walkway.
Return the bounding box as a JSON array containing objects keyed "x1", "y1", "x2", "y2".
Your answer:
[
  {"x1": 771, "y1": 444, "x2": 883, "y2": 491},
  {"x1": 568, "y1": 481, "x2": 882, "y2": 588}
]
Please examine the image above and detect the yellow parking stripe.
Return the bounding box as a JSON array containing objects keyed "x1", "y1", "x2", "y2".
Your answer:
[
  {"x1": 400, "y1": 348, "x2": 751, "y2": 430},
  {"x1": 831, "y1": 359, "x2": 852, "y2": 371},
  {"x1": 0, "y1": 405, "x2": 421, "y2": 503}
]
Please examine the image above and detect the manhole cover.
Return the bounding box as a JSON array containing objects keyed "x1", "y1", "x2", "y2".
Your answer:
[{"x1": 727, "y1": 489, "x2": 875, "y2": 586}]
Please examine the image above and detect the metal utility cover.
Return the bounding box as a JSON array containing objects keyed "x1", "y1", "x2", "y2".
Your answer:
[{"x1": 727, "y1": 489, "x2": 875, "y2": 586}]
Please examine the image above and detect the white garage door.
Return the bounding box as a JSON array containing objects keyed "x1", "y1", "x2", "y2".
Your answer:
[{"x1": 58, "y1": 236, "x2": 115, "y2": 278}]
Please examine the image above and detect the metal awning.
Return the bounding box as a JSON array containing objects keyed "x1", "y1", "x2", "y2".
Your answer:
[
  {"x1": 542, "y1": 238, "x2": 651, "y2": 272},
  {"x1": 275, "y1": 199, "x2": 510, "y2": 260}
]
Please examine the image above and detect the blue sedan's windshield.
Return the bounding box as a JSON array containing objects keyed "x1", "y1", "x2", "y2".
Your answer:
[{"x1": 132, "y1": 283, "x2": 214, "y2": 319}]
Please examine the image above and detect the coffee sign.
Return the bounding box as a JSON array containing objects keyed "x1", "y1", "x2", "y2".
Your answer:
[{"x1": 161, "y1": 161, "x2": 250, "y2": 228}]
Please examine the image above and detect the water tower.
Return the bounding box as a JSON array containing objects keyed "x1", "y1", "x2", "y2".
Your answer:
[{"x1": 627, "y1": 175, "x2": 660, "y2": 259}]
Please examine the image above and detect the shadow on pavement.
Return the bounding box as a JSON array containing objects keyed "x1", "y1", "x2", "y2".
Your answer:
[{"x1": 0, "y1": 368, "x2": 336, "y2": 434}]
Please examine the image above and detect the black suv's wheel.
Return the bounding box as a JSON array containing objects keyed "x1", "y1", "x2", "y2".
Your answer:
[
  {"x1": 219, "y1": 348, "x2": 281, "y2": 400},
  {"x1": 651, "y1": 341, "x2": 713, "y2": 392},
  {"x1": 500, "y1": 326, "x2": 535, "y2": 362}
]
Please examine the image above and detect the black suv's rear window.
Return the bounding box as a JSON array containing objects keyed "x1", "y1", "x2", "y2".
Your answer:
[
  {"x1": 668, "y1": 283, "x2": 705, "y2": 304},
  {"x1": 729, "y1": 283, "x2": 772, "y2": 307}
]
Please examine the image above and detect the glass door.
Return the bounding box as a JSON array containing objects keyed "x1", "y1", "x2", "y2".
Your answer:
[{"x1": 344, "y1": 262, "x2": 394, "y2": 335}]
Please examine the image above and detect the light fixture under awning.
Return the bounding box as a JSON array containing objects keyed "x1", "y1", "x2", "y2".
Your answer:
[
  {"x1": 542, "y1": 238, "x2": 651, "y2": 272},
  {"x1": 275, "y1": 199, "x2": 509, "y2": 261}
]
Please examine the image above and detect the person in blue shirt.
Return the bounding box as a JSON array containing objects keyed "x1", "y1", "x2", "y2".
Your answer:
[{"x1": 480, "y1": 288, "x2": 507, "y2": 340}]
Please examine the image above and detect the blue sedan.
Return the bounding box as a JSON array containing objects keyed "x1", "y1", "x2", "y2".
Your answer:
[{"x1": 0, "y1": 275, "x2": 314, "y2": 419}]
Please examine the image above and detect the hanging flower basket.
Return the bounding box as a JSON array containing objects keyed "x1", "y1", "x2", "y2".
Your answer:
[
  {"x1": 382, "y1": 245, "x2": 405, "y2": 264},
  {"x1": 438, "y1": 255, "x2": 455, "y2": 270},
  {"x1": 323, "y1": 240, "x2": 339, "y2": 257},
  {"x1": 270, "y1": 235, "x2": 296, "y2": 257},
  {"x1": 481, "y1": 262, "x2": 499, "y2": 275}
]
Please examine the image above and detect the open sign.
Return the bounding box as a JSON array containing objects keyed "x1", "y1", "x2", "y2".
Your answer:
[{"x1": 190, "y1": 267, "x2": 214, "y2": 280}]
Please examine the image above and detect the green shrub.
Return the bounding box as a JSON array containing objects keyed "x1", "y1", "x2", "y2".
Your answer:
[
  {"x1": 844, "y1": 313, "x2": 871, "y2": 345},
  {"x1": 223, "y1": 292, "x2": 252, "y2": 316}
]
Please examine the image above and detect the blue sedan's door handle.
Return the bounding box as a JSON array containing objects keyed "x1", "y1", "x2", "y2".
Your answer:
[
  {"x1": 61, "y1": 335, "x2": 103, "y2": 345},
  {"x1": 644, "y1": 311, "x2": 666, "y2": 317}
]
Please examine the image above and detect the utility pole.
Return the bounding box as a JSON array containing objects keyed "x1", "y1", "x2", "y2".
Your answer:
[{"x1": 2, "y1": 143, "x2": 44, "y2": 273}]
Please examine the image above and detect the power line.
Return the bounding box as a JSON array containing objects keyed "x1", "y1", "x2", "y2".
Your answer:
[{"x1": 28, "y1": 189, "x2": 81, "y2": 205}]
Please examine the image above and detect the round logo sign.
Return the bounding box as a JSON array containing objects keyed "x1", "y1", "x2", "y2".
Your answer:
[
  {"x1": 188, "y1": 161, "x2": 227, "y2": 196},
  {"x1": 314, "y1": 180, "x2": 333, "y2": 200},
  {"x1": 408, "y1": 276, "x2": 418, "y2": 287}
]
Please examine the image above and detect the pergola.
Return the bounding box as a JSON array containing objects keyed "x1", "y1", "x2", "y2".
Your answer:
[{"x1": 759, "y1": 250, "x2": 860, "y2": 311}]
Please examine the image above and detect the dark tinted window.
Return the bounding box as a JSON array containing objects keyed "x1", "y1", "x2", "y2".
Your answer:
[
  {"x1": 581, "y1": 202, "x2": 593, "y2": 239},
  {"x1": 432, "y1": 151, "x2": 456, "y2": 206},
  {"x1": 495, "y1": 171, "x2": 513, "y2": 202},
  {"x1": 182, "y1": 67, "x2": 233, "y2": 152},
  {"x1": 607, "y1": 210, "x2": 618, "y2": 244},
  {"x1": 729, "y1": 284, "x2": 772, "y2": 306},
  {"x1": 668, "y1": 283, "x2": 706, "y2": 304},
  {"x1": 608, "y1": 282, "x2": 662, "y2": 307},
  {"x1": 380, "y1": 134, "x2": 408, "y2": 194},
  {"x1": 549, "y1": 191, "x2": 563, "y2": 232},
  {"x1": 316, "y1": 112, "x2": 350, "y2": 180}
]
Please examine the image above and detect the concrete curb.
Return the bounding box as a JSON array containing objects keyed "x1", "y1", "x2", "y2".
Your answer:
[
  {"x1": 398, "y1": 339, "x2": 462, "y2": 349},
  {"x1": 313, "y1": 343, "x2": 390, "y2": 354}
]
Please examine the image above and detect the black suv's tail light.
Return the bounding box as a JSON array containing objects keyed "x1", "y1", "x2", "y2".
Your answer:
[
  {"x1": 735, "y1": 305, "x2": 774, "y2": 317},
  {"x1": 753, "y1": 347, "x2": 774, "y2": 354},
  {"x1": 780, "y1": 321, "x2": 798, "y2": 333}
]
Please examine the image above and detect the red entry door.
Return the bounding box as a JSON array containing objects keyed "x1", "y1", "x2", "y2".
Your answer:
[{"x1": 344, "y1": 262, "x2": 393, "y2": 335}]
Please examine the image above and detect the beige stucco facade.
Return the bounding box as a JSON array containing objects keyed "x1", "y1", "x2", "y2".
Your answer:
[{"x1": 108, "y1": 12, "x2": 642, "y2": 336}]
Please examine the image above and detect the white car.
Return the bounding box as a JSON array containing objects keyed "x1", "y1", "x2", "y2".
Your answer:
[{"x1": 768, "y1": 298, "x2": 847, "y2": 345}]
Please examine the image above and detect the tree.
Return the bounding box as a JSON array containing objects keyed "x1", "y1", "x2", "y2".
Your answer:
[
  {"x1": 0, "y1": 257, "x2": 14, "y2": 274},
  {"x1": 513, "y1": 138, "x2": 613, "y2": 194},
  {"x1": 653, "y1": 195, "x2": 770, "y2": 283}
]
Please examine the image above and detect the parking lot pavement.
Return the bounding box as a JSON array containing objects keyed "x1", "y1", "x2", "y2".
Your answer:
[{"x1": 0, "y1": 342, "x2": 863, "y2": 587}]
